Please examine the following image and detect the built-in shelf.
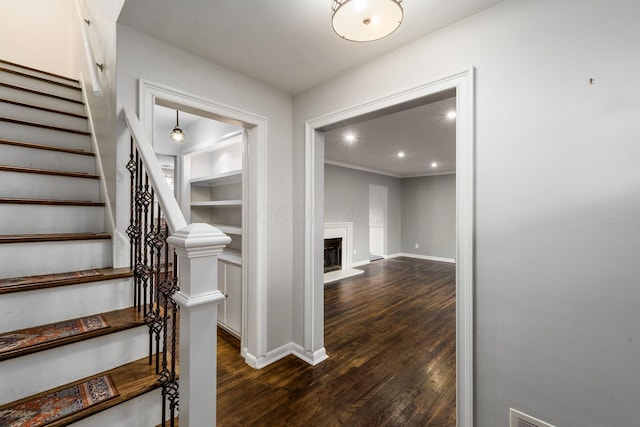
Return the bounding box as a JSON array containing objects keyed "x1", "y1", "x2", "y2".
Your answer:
[
  {"x1": 211, "y1": 224, "x2": 242, "y2": 235},
  {"x1": 191, "y1": 170, "x2": 242, "y2": 187},
  {"x1": 219, "y1": 248, "x2": 242, "y2": 265},
  {"x1": 191, "y1": 200, "x2": 242, "y2": 207}
]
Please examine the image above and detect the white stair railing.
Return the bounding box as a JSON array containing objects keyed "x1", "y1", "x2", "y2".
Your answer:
[
  {"x1": 74, "y1": 0, "x2": 103, "y2": 97},
  {"x1": 123, "y1": 107, "x2": 230, "y2": 426}
]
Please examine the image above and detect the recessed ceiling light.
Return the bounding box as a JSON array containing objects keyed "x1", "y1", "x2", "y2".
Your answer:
[
  {"x1": 446, "y1": 110, "x2": 457, "y2": 120},
  {"x1": 344, "y1": 132, "x2": 356, "y2": 143},
  {"x1": 397, "y1": 151, "x2": 405, "y2": 158},
  {"x1": 431, "y1": 162, "x2": 438, "y2": 168}
]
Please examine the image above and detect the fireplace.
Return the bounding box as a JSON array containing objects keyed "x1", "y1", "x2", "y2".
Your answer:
[{"x1": 324, "y1": 237, "x2": 343, "y2": 273}]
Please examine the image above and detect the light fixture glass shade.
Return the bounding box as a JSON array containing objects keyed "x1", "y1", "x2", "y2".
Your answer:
[
  {"x1": 169, "y1": 126, "x2": 186, "y2": 143},
  {"x1": 332, "y1": 0, "x2": 403, "y2": 42},
  {"x1": 169, "y1": 110, "x2": 186, "y2": 143}
]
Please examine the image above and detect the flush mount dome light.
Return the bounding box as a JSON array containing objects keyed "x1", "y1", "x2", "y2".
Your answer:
[{"x1": 332, "y1": 0, "x2": 403, "y2": 42}]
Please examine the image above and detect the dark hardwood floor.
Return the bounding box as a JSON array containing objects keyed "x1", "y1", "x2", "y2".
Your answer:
[{"x1": 217, "y1": 257, "x2": 456, "y2": 426}]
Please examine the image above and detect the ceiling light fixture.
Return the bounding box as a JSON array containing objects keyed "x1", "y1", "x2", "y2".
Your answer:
[
  {"x1": 169, "y1": 110, "x2": 186, "y2": 143},
  {"x1": 431, "y1": 162, "x2": 438, "y2": 168},
  {"x1": 397, "y1": 151, "x2": 405, "y2": 158},
  {"x1": 446, "y1": 110, "x2": 457, "y2": 120},
  {"x1": 344, "y1": 132, "x2": 357, "y2": 143},
  {"x1": 332, "y1": 0, "x2": 403, "y2": 42}
]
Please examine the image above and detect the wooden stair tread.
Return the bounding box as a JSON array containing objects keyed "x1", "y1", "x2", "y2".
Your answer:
[
  {"x1": 0, "y1": 267, "x2": 132, "y2": 294},
  {"x1": 0, "y1": 232, "x2": 110, "y2": 244},
  {"x1": 0, "y1": 59, "x2": 79, "y2": 84},
  {"x1": 0, "y1": 82, "x2": 83, "y2": 105},
  {"x1": 0, "y1": 197, "x2": 103, "y2": 206},
  {"x1": 0, "y1": 98, "x2": 87, "y2": 119},
  {"x1": 0, "y1": 307, "x2": 145, "y2": 361},
  {"x1": 0, "y1": 138, "x2": 94, "y2": 156},
  {"x1": 0, "y1": 66, "x2": 82, "y2": 91},
  {"x1": 0, "y1": 117, "x2": 91, "y2": 136},
  {"x1": 0, "y1": 165, "x2": 99, "y2": 179},
  {"x1": 0, "y1": 354, "x2": 172, "y2": 427}
]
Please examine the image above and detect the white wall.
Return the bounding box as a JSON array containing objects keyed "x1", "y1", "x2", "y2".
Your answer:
[
  {"x1": 293, "y1": 0, "x2": 640, "y2": 426},
  {"x1": 401, "y1": 174, "x2": 455, "y2": 259},
  {"x1": 324, "y1": 164, "x2": 402, "y2": 263},
  {"x1": 0, "y1": 0, "x2": 80, "y2": 78},
  {"x1": 116, "y1": 25, "x2": 294, "y2": 356},
  {"x1": 76, "y1": 0, "x2": 125, "y2": 239}
]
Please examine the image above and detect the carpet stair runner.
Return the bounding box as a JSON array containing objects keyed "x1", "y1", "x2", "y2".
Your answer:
[{"x1": 0, "y1": 59, "x2": 166, "y2": 426}]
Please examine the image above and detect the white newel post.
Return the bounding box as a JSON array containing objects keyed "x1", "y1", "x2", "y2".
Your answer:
[{"x1": 167, "y1": 223, "x2": 231, "y2": 427}]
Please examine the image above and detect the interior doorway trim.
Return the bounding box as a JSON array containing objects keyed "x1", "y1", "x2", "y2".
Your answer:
[
  {"x1": 303, "y1": 67, "x2": 475, "y2": 426},
  {"x1": 138, "y1": 79, "x2": 268, "y2": 368}
]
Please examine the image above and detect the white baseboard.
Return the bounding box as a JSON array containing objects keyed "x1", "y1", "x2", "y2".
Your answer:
[
  {"x1": 352, "y1": 259, "x2": 370, "y2": 267},
  {"x1": 291, "y1": 343, "x2": 329, "y2": 366},
  {"x1": 243, "y1": 343, "x2": 329, "y2": 369},
  {"x1": 392, "y1": 253, "x2": 456, "y2": 263},
  {"x1": 243, "y1": 342, "x2": 292, "y2": 369}
]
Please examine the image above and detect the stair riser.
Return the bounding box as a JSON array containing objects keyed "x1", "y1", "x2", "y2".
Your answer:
[
  {"x1": 0, "y1": 62, "x2": 80, "y2": 88},
  {"x1": 0, "y1": 84, "x2": 85, "y2": 116},
  {"x1": 0, "y1": 204, "x2": 104, "y2": 234},
  {"x1": 0, "y1": 171, "x2": 99, "y2": 201},
  {"x1": 0, "y1": 101, "x2": 88, "y2": 132},
  {"x1": 0, "y1": 121, "x2": 90, "y2": 151},
  {"x1": 72, "y1": 390, "x2": 164, "y2": 427},
  {"x1": 0, "y1": 277, "x2": 132, "y2": 333},
  {"x1": 0, "y1": 144, "x2": 95, "y2": 174},
  {"x1": 0, "y1": 239, "x2": 111, "y2": 279},
  {"x1": 0, "y1": 327, "x2": 149, "y2": 403},
  {"x1": 0, "y1": 71, "x2": 82, "y2": 101}
]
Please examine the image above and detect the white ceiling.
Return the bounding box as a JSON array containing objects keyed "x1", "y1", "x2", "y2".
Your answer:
[
  {"x1": 118, "y1": 0, "x2": 504, "y2": 95},
  {"x1": 126, "y1": 2, "x2": 492, "y2": 175},
  {"x1": 324, "y1": 96, "x2": 456, "y2": 177}
]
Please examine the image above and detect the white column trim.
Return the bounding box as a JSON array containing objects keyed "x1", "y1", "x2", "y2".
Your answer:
[{"x1": 304, "y1": 67, "x2": 475, "y2": 427}]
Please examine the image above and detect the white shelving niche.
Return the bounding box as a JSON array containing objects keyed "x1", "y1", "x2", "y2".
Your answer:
[{"x1": 186, "y1": 133, "x2": 244, "y2": 338}]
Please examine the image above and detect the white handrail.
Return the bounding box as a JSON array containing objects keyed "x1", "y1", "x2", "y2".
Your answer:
[
  {"x1": 124, "y1": 107, "x2": 188, "y2": 233},
  {"x1": 74, "y1": 0, "x2": 103, "y2": 97}
]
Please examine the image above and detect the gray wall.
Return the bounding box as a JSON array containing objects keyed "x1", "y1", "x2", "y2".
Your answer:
[
  {"x1": 401, "y1": 174, "x2": 455, "y2": 259},
  {"x1": 116, "y1": 24, "x2": 294, "y2": 355},
  {"x1": 324, "y1": 165, "x2": 456, "y2": 262},
  {"x1": 324, "y1": 163, "x2": 402, "y2": 264},
  {"x1": 293, "y1": 0, "x2": 640, "y2": 425}
]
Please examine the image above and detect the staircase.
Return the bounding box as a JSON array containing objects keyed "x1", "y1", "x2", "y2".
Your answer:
[{"x1": 0, "y1": 60, "x2": 164, "y2": 426}]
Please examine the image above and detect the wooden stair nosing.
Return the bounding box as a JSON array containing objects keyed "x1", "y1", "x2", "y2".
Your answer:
[
  {"x1": 0, "y1": 66, "x2": 82, "y2": 91},
  {"x1": 0, "y1": 232, "x2": 111, "y2": 244},
  {"x1": 0, "y1": 165, "x2": 99, "y2": 179},
  {"x1": 0, "y1": 267, "x2": 132, "y2": 295},
  {"x1": 0, "y1": 197, "x2": 103, "y2": 206},
  {"x1": 0, "y1": 354, "x2": 170, "y2": 427},
  {"x1": 0, "y1": 59, "x2": 79, "y2": 84},
  {"x1": 0, "y1": 138, "x2": 94, "y2": 156},
  {"x1": 0, "y1": 82, "x2": 84, "y2": 105},
  {"x1": 0, "y1": 307, "x2": 146, "y2": 362},
  {"x1": 0, "y1": 117, "x2": 91, "y2": 136},
  {"x1": 0, "y1": 98, "x2": 87, "y2": 119}
]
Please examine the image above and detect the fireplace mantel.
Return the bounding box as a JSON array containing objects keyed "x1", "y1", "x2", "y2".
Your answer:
[{"x1": 324, "y1": 222, "x2": 363, "y2": 284}]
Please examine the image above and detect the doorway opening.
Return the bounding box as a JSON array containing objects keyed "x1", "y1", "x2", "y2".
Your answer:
[
  {"x1": 303, "y1": 68, "x2": 475, "y2": 425},
  {"x1": 138, "y1": 79, "x2": 269, "y2": 369}
]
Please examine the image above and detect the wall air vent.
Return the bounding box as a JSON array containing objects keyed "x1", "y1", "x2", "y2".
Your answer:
[{"x1": 510, "y1": 408, "x2": 555, "y2": 427}]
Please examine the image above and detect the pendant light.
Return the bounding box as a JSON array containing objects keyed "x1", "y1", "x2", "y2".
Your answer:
[
  {"x1": 169, "y1": 110, "x2": 186, "y2": 143},
  {"x1": 332, "y1": 0, "x2": 403, "y2": 42}
]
